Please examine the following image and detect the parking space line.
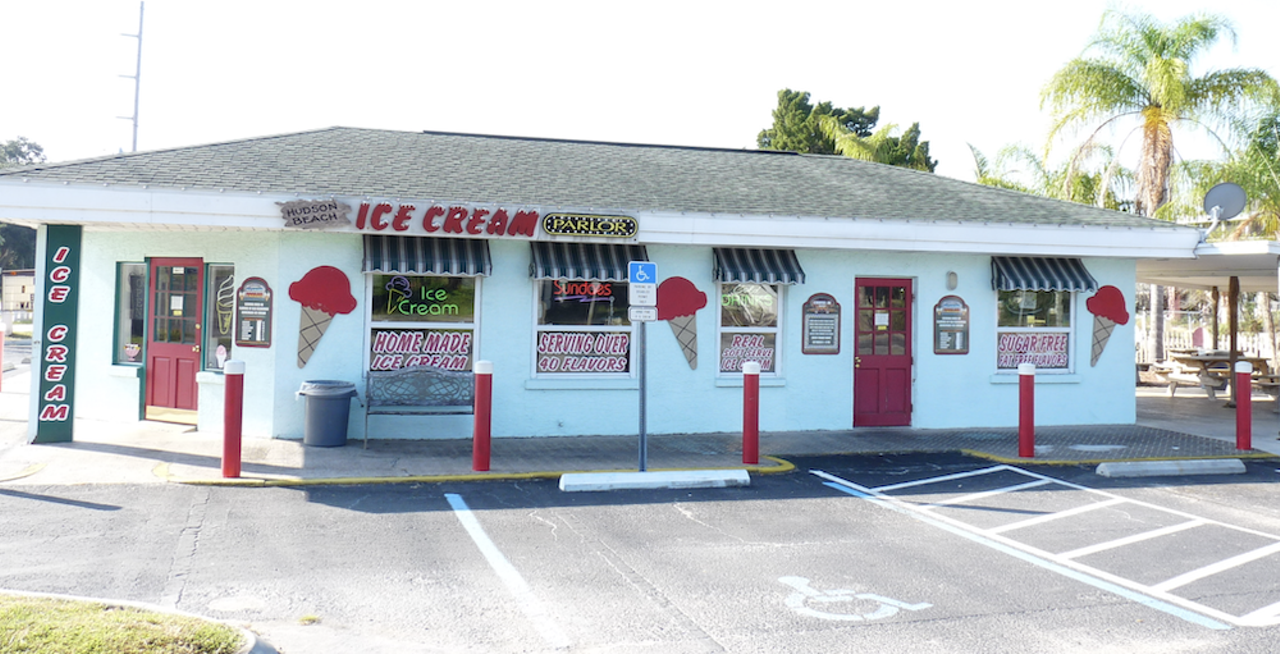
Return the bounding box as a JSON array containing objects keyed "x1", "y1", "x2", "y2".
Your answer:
[
  {"x1": 1240, "y1": 599, "x2": 1280, "y2": 626},
  {"x1": 1154, "y1": 541, "x2": 1280, "y2": 592},
  {"x1": 871, "y1": 465, "x2": 1008, "y2": 492},
  {"x1": 812, "y1": 470, "x2": 1232, "y2": 631},
  {"x1": 988, "y1": 497, "x2": 1127, "y2": 535},
  {"x1": 1058, "y1": 520, "x2": 1206, "y2": 560},
  {"x1": 445, "y1": 493, "x2": 572, "y2": 650},
  {"x1": 918, "y1": 479, "x2": 1051, "y2": 510}
]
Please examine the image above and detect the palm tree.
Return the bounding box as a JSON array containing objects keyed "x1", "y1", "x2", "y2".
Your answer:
[
  {"x1": 1042, "y1": 10, "x2": 1279, "y2": 361},
  {"x1": 969, "y1": 142, "x2": 1133, "y2": 210},
  {"x1": 1042, "y1": 10, "x2": 1278, "y2": 216}
]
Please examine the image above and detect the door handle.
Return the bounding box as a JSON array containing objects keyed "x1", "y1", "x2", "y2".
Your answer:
[
  {"x1": 193, "y1": 345, "x2": 201, "y2": 353},
  {"x1": 854, "y1": 356, "x2": 861, "y2": 369}
]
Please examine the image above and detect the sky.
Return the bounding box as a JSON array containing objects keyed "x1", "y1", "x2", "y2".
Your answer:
[{"x1": 3, "y1": 0, "x2": 1279, "y2": 183}]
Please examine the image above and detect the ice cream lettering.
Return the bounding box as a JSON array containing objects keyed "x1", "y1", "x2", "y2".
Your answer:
[
  {"x1": 289, "y1": 266, "x2": 358, "y2": 367},
  {"x1": 657, "y1": 277, "x2": 707, "y2": 370},
  {"x1": 1085, "y1": 285, "x2": 1130, "y2": 366}
]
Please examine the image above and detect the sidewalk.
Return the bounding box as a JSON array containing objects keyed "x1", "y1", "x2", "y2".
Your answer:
[{"x1": 2, "y1": 368, "x2": 1277, "y2": 487}]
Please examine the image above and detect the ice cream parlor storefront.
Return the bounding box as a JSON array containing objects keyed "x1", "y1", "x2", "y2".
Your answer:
[{"x1": 2, "y1": 129, "x2": 1200, "y2": 445}]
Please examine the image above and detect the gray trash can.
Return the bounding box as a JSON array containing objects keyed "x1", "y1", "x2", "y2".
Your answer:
[{"x1": 298, "y1": 380, "x2": 358, "y2": 447}]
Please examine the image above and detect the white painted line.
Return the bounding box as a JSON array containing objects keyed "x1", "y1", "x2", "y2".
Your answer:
[
  {"x1": 1058, "y1": 520, "x2": 1206, "y2": 560},
  {"x1": 1153, "y1": 541, "x2": 1280, "y2": 592},
  {"x1": 917, "y1": 479, "x2": 1051, "y2": 510},
  {"x1": 871, "y1": 465, "x2": 1010, "y2": 492},
  {"x1": 1238, "y1": 599, "x2": 1280, "y2": 627},
  {"x1": 988, "y1": 497, "x2": 1128, "y2": 535},
  {"x1": 445, "y1": 493, "x2": 571, "y2": 650},
  {"x1": 811, "y1": 470, "x2": 1232, "y2": 631}
]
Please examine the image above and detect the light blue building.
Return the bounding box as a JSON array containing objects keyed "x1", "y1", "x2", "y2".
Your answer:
[{"x1": 0, "y1": 128, "x2": 1200, "y2": 443}]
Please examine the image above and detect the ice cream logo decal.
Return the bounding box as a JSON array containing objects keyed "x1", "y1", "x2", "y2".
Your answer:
[
  {"x1": 657, "y1": 277, "x2": 707, "y2": 370},
  {"x1": 289, "y1": 266, "x2": 358, "y2": 367},
  {"x1": 1086, "y1": 285, "x2": 1129, "y2": 366}
]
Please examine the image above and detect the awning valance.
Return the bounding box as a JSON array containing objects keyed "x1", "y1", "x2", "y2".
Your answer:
[
  {"x1": 529, "y1": 242, "x2": 649, "y2": 281},
  {"x1": 713, "y1": 248, "x2": 805, "y2": 285},
  {"x1": 991, "y1": 256, "x2": 1097, "y2": 292},
  {"x1": 362, "y1": 235, "x2": 492, "y2": 276}
]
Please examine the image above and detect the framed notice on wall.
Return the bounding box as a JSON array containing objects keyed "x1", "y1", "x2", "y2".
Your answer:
[
  {"x1": 235, "y1": 277, "x2": 273, "y2": 348},
  {"x1": 802, "y1": 293, "x2": 841, "y2": 355},
  {"x1": 934, "y1": 295, "x2": 969, "y2": 355}
]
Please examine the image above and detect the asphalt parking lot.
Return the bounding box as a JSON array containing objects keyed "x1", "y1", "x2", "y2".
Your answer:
[{"x1": 4, "y1": 452, "x2": 1280, "y2": 653}]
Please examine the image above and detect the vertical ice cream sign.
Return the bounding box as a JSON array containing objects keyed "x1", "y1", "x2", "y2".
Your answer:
[
  {"x1": 657, "y1": 277, "x2": 706, "y2": 370},
  {"x1": 288, "y1": 266, "x2": 357, "y2": 367},
  {"x1": 31, "y1": 225, "x2": 81, "y2": 444},
  {"x1": 1086, "y1": 286, "x2": 1129, "y2": 366}
]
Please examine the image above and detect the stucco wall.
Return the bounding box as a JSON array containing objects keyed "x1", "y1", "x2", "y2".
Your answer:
[{"x1": 71, "y1": 231, "x2": 1139, "y2": 440}]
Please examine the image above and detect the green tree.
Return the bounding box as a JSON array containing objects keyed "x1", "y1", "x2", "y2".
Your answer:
[
  {"x1": 0, "y1": 136, "x2": 46, "y2": 269},
  {"x1": 1042, "y1": 10, "x2": 1280, "y2": 362},
  {"x1": 1041, "y1": 10, "x2": 1279, "y2": 217},
  {"x1": 757, "y1": 89, "x2": 936, "y2": 171},
  {"x1": 969, "y1": 142, "x2": 1133, "y2": 210},
  {"x1": 757, "y1": 89, "x2": 879, "y2": 155}
]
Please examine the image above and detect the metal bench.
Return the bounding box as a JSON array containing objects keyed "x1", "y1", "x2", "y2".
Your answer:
[{"x1": 363, "y1": 365, "x2": 474, "y2": 448}]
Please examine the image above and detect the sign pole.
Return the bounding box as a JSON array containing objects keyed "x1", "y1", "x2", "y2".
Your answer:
[{"x1": 638, "y1": 320, "x2": 647, "y2": 472}]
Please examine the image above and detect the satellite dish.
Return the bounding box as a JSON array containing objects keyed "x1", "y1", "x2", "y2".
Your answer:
[
  {"x1": 1201, "y1": 182, "x2": 1247, "y2": 239},
  {"x1": 1203, "y1": 182, "x2": 1247, "y2": 220}
]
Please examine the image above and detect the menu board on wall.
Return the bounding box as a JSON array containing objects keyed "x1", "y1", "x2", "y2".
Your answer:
[
  {"x1": 801, "y1": 293, "x2": 841, "y2": 355},
  {"x1": 235, "y1": 277, "x2": 273, "y2": 348},
  {"x1": 934, "y1": 295, "x2": 969, "y2": 355}
]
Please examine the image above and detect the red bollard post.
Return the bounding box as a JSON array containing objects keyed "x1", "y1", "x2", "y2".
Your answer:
[
  {"x1": 222, "y1": 360, "x2": 245, "y2": 478},
  {"x1": 1018, "y1": 363, "x2": 1035, "y2": 458},
  {"x1": 743, "y1": 361, "x2": 760, "y2": 465},
  {"x1": 473, "y1": 360, "x2": 493, "y2": 472},
  {"x1": 1236, "y1": 361, "x2": 1253, "y2": 451}
]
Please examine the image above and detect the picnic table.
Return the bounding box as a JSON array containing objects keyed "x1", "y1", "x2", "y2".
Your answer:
[{"x1": 1152, "y1": 352, "x2": 1271, "y2": 401}]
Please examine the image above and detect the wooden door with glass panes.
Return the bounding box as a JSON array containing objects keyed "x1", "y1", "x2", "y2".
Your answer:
[
  {"x1": 146, "y1": 259, "x2": 203, "y2": 421},
  {"x1": 853, "y1": 278, "x2": 912, "y2": 426}
]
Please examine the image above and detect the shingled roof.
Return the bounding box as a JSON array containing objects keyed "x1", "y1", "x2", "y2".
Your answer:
[{"x1": 0, "y1": 126, "x2": 1179, "y2": 231}]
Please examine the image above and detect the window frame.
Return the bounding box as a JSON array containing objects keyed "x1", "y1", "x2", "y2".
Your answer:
[
  {"x1": 112, "y1": 262, "x2": 147, "y2": 366},
  {"x1": 203, "y1": 263, "x2": 235, "y2": 371},
  {"x1": 365, "y1": 273, "x2": 482, "y2": 373},
  {"x1": 531, "y1": 279, "x2": 635, "y2": 378},
  {"x1": 995, "y1": 289, "x2": 1076, "y2": 374},
  {"x1": 716, "y1": 281, "x2": 783, "y2": 377}
]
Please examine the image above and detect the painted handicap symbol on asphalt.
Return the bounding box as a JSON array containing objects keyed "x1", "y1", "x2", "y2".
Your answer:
[{"x1": 779, "y1": 576, "x2": 931, "y2": 621}]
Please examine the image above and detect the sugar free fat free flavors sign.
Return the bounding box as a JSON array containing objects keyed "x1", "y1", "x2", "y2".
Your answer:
[{"x1": 31, "y1": 225, "x2": 81, "y2": 444}]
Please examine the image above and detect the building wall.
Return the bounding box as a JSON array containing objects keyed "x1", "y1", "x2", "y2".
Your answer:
[{"x1": 73, "y1": 231, "x2": 1139, "y2": 440}]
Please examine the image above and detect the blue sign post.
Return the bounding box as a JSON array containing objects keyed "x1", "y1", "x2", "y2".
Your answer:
[{"x1": 628, "y1": 261, "x2": 655, "y2": 471}]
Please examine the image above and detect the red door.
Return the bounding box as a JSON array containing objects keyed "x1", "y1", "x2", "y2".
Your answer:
[
  {"x1": 146, "y1": 259, "x2": 203, "y2": 420},
  {"x1": 854, "y1": 278, "x2": 912, "y2": 426}
]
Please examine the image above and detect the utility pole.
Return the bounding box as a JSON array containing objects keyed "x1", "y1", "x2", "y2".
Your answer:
[{"x1": 119, "y1": 2, "x2": 144, "y2": 152}]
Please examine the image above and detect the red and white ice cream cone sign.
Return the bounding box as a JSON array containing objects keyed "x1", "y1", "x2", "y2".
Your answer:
[
  {"x1": 288, "y1": 266, "x2": 358, "y2": 368},
  {"x1": 656, "y1": 277, "x2": 707, "y2": 370},
  {"x1": 1086, "y1": 286, "x2": 1130, "y2": 366}
]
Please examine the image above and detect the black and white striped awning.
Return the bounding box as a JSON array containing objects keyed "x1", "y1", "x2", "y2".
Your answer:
[
  {"x1": 362, "y1": 235, "x2": 492, "y2": 276},
  {"x1": 991, "y1": 256, "x2": 1098, "y2": 292},
  {"x1": 713, "y1": 248, "x2": 805, "y2": 285},
  {"x1": 529, "y1": 242, "x2": 649, "y2": 281}
]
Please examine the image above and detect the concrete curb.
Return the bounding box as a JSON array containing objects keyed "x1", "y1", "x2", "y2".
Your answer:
[
  {"x1": 559, "y1": 469, "x2": 751, "y2": 492},
  {"x1": 1096, "y1": 459, "x2": 1249, "y2": 478},
  {"x1": 0, "y1": 463, "x2": 45, "y2": 483},
  {"x1": 154, "y1": 455, "x2": 795, "y2": 487},
  {"x1": 963, "y1": 449, "x2": 1277, "y2": 466},
  {"x1": 0, "y1": 588, "x2": 270, "y2": 653}
]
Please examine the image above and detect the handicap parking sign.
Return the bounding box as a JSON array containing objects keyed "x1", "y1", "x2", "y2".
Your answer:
[{"x1": 629, "y1": 261, "x2": 656, "y2": 285}]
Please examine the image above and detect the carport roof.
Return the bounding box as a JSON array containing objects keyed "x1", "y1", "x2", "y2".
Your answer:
[{"x1": 1137, "y1": 240, "x2": 1280, "y2": 293}]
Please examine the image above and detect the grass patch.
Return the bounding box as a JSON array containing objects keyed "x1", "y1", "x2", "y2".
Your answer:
[{"x1": 0, "y1": 595, "x2": 244, "y2": 654}]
